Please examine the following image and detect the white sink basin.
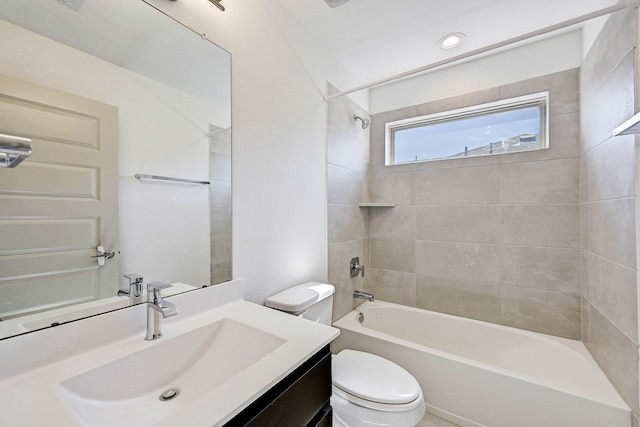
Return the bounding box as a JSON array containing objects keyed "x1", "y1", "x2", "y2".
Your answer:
[{"x1": 58, "y1": 318, "x2": 286, "y2": 427}]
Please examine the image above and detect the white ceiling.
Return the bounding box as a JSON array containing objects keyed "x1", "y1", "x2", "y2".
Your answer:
[
  {"x1": 274, "y1": 0, "x2": 618, "y2": 88},
  {"x1": 0, "y1": 0, "x2": 230, "y2": 106}
]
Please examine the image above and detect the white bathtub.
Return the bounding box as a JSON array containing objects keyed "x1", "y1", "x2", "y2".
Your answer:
[{"x1": 331, "y1": 300, "x2": 630, "y2": 427}]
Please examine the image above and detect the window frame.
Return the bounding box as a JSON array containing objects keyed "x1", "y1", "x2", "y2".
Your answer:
[{"x1": 384, "y1": 91, "x2": 550, "y2": 165}]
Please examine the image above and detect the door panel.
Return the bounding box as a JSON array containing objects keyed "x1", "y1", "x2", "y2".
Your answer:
[{"x1": 0, "y1": 74, "x2": 118, "y2": 318}]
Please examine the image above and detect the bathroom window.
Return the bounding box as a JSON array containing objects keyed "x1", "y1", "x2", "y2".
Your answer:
[{"x1": 385, "y1": 92, "x2": 548, "y2": 164}]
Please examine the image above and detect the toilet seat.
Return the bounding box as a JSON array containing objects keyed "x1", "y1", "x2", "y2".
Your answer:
[{"x1": 332, "y1": 350, "x2": 423, "y2": 412}]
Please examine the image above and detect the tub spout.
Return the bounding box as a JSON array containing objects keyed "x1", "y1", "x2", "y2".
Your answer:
[{"x1": 353, "y1": 290, "x2": 374, "y2": 301}]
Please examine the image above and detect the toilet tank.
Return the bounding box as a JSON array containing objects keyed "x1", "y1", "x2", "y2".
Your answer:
[{"x1": 265, "y1": 282, "x2": 335, "y2": 325}]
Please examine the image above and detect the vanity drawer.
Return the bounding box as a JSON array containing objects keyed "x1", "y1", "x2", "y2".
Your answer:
[{"x1": 225, "y1": 345, "x2": 332, "y2": 426}]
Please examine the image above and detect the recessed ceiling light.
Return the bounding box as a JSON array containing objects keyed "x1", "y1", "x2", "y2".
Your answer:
[{"x1": 439, "y1": 33, "x2": 466, "y2": 49}]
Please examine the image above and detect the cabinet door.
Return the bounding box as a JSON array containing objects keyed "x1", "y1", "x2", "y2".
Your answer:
[{"x1": 226, "y1": 345, "x2": 332, "y2": 427}]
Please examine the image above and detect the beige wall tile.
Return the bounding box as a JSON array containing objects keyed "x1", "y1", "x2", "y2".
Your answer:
[
  {"x1": 327, "y1": 163, "x2": 369, "y2": 205},
  {"x1": 500, "y1": 158, "x2": 578, "y2": 204},
  {"x1": 580, "y1": 203, "x2": 589, "y2": 251},
  {"x1": 415, "y1": 165, "x2": 500, "y2": 205},
  {"x1": 579, "y1": 10, "x2": 639, "y2": 417},
  {"x1": 416, "y1": 275, "x2": 500, "y2": 322},
  {"x1": 370, "y1": 206, "x2": 416, "y2": 240},
  {"x1": 210, "y1": 261, "x2": 231, "y2": 285},
  {"x1": 500, "y1": 286, "x2": 581, "y2": 338},
  {"x1": 370, "y1": 172, "x2": 415, "y2": 205},
  {"x1": 210, "y1": 207, "x2": 232, "y2": 236},
  {"x1": 579, "y1": 154, "x2": 588, "y2": 203},
  {"x1": 210, "y1": 152, "x2": 232, "y2": 182},
  {"x1": 501, "y1": 204, "x2": 579, "y2": 248},
  {"x1": 585, "y1": 135, "x2": 636, "y2": 201},
  {"x1": 329, "y1": 240, "x2": 369, "y2": 321},
  {"x1": 210, "y1": 234, "x2": 231, "y2": 264},
  {"x1": 328, "y1": 204, "x2": 368, "y2": 244},
  {"x1": 586, "y1": 252, "x2": 638, "y2": 342},
  {"x1": 581, "y1": 298, "x2": 591, "y2": 349},
  {"x1": 371, "y1": 161, "x2": 417, "y2": 177},
  {"x1": 500, "y1": 68, "x2": 579, "y2": 116},
  {"x1": 587, "y1": 197, "x2": 636, "y2": 268},
  {"x1": 210, "y1": 181, "x2": 232, "y2": 209},
  {"x1": 414, "y1": 154, "x2": 500, "y2": 172},
  {"x1": 367, "y1": 268, "x2": 416, "y2": 306},
  {"x1": 587, "y1": 306, "x2": 640, "y2": 413},
  {"x1": 580, "y1": 10, "x2": 634, "y2": 104},
  {"x1": 327, "y1": 122, "x2": 370, "y2": 172},
  {"x1": 580, "y1": 52, "x2": 635, "y2": 155},
  {"x1": 415, "y1": 240, "x2": 500, "y2": 283},
  {"x1": 370, "y1": 238, "x2": 415, "y2": 273},
  {"x1": 209, "y1": 130, "x2": 231, "y2": 156},
  {"x1": 500, "y1": 246, "x2": 580, "y2": 293},
  {"x1": 416, "y1": 205, "x2": 500, "y2": 243}
]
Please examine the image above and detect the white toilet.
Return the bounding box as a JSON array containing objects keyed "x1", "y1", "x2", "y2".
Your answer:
[{"x1": 265, "y1": 282, "x2": 425, "y2": 427}]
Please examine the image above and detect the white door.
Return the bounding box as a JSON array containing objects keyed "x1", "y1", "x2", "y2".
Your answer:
[{"x1": 0, "y1": 74, "x2": 119, "y2": 318}]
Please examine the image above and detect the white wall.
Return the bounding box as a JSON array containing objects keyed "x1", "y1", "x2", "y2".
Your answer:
[
  {"x1": 370, "y1": 30, "x2": 583, "y2": 114},
  {"x1": 0, "y1": 19, "x2": 228, "y2": 289},
  {"x1": 144, "y1": 0, "x2": 364, "y2": 303}
]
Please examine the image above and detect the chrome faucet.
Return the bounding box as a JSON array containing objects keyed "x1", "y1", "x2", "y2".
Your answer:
[
  {"x1": 119, "y1": 273, "x2": 144, "y2": 305},
  {"x1": 353, "y1": 290, "x2": 374, "y2": 301},
  {"x1": 350, "y1": 257, "x2": 365, "y2": 278},
  {"x1": 146, "y1": 281, "x2": 178, "y2": 341}
]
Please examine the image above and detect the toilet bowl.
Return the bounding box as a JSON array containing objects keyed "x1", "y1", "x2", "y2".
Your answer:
[
  {"x1": 265, "y1": 282, "x2": 425, "y2": 427},
  {"x1": 331, "y1": 349, "x2": 425, "y2": 427}
]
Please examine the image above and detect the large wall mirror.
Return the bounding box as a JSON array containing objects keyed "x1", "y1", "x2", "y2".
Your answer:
[{"x1": 0, "y1": 0, "x2": 231, "y2": 340}]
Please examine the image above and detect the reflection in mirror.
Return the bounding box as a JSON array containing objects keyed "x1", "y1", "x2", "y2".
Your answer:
[{"x1": 0, "y1": 0, "x2": 231, "y2": 340}]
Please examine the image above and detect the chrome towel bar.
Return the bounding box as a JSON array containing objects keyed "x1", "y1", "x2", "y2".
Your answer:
[{"x1": 134, "y1": 173, "x2": 210, "y2": 185}]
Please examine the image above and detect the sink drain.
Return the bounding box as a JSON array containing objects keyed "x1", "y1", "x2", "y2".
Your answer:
[{"x1": 159, "y1": 388, "x2": 180, "y2": 402}]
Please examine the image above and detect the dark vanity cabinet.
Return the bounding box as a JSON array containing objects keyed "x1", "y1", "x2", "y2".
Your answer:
[{"x1": 225, "y1": 345, "x2": 332, "y2": 426}]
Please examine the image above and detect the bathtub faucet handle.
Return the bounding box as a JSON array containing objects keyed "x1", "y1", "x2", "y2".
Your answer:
[{"x1": 350, "y1": 257, "x2": 365, "y2": 278}]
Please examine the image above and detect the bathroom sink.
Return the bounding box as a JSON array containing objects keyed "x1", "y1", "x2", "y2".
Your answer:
[{"x1": 58, "y1": 318, "x2": 286, "y2": 427}]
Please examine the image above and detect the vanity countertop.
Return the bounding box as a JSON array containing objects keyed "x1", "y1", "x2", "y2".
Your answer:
[{"x1": 0, "y1": 280, "x2": 339, "y2": 426}]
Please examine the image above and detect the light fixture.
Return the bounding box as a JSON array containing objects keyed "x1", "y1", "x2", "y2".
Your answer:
[
  {"x1": 439, "y1": 32, "x2": 465, "y2": 50},
  {"x1": 0, "y1": 134, "x2": 32, "y2": 168}
]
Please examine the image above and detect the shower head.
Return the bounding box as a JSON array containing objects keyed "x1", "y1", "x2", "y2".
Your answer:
[{"x1": 353, "y1": 114, "x2": 371, "y2": 130}]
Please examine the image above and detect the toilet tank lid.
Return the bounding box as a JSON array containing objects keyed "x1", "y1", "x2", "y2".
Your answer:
[{"x1": 265, "y1": 282, "x2": 335, "y2": 313}]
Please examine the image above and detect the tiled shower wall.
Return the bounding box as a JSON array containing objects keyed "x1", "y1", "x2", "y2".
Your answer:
[
  {"x1": 365, "y1": 69, "x2": 582, "y2": 339},
  {"x1": 580, "y1": 10, "x2": 639, "y2": 419},
  {"x1": 210, "y1": 127, "x2": 232, "y2": 285},
  {"x1": 327, "y1": 85, "x2": 370, "y2": 320},
  {"x1": 327, "y1": 9, "x2": 640, "y2": 420}
]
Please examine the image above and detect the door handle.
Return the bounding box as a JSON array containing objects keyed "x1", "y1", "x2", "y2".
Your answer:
[{"x1": 93, "y1": 245, "x2": 116, "y2": 266}]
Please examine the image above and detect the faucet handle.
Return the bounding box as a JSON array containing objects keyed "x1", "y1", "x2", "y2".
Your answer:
[
  {"x1": 148, "y1": 281, "x2": 172, "y2": 292},
  {"x1": 124, "y1": 273, "x2": 143, "y2": 283},
  {"x1": 123, "y1": 273, "x2": 144, "y2": 304},
  {"x1": 147, "y1": 281, "x2": 172, "y2": 302}
]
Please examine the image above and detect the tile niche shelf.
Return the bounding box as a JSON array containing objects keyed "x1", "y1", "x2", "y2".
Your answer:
[{"x1": 358, "y1": 202, "x2": 395, "y2": 207}]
